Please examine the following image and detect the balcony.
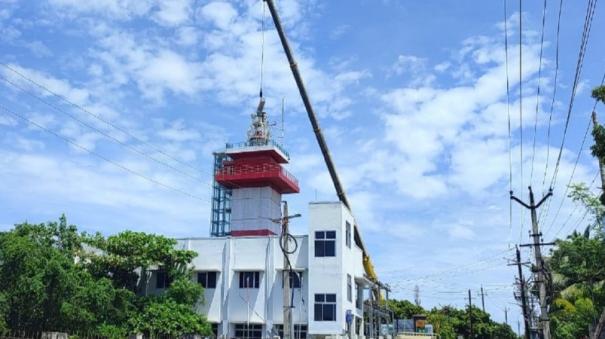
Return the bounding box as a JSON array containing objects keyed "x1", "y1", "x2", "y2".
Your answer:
[
  {"x1": 215, "y1": 162, "x2": 299, "y2": 194},
  {"x1": 223, "y1": 140, "x2": 290, "y2": 163}
]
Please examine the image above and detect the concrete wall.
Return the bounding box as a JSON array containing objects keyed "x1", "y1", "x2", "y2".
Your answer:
[
  {"x1": 148, "y1": 201, "x2": 368, "y2": 338},
  {"x1": 231, "y1": 187, "x2": 282, "y2": 234}
]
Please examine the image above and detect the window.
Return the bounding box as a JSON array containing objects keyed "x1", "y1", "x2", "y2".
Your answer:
[
  {"x1": 234, "y1": 324, "x2": 262, "y2": 339},
  {"x1": 211, "y1": 323, "x2": 218, "y2": 337},
  {"x1": 356, "y1": 283, "x2": 363, "y2": 309},
  {"x1": 197, "y1": 271, "x2": 218, "y2": 289},
  {"x1": 346, "y1": 222, "x2": 351, "y2": 248},
  {"x1": 314, "y1": 293, "x2": 336, "y2": 321},
  {"x1": 275, "y1": 324, "x2": 307, "y2": 339},
  {"x1": 156, "y1": 269, "x2": 171, "y2": 289},
  {"x1": 347, "y1": 274, "x2": 352, "y2": 302},
  {"x1": 239, "y1": 271, "x2": 260, "y2": 288},
  {"x1": 314, "y1": 231, "x2": 336, "y2": 257},
  {"x1": 282, "y1": 271, "x2": 302, "y2": 289}
]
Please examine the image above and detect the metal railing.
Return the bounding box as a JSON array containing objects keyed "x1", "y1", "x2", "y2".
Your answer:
[
  {"x1": 216, "y1": 163, "x2": 299, "y2": 186},
  {"x1": 225, "y1": 140, "x2": 289, "y2": 159}
]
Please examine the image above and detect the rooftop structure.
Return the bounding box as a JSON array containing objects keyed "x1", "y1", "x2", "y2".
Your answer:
[{"x1": 211, "y1": 99, "x2": 299, "y2": 237}]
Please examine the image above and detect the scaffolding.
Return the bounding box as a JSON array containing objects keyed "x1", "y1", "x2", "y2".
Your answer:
[{"x1": 210, "y1": 152, "x2": 232, "y2": 237}]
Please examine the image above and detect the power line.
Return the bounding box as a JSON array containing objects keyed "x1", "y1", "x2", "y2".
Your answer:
[
  {"x1": 0, "y1": 63, "x2": 212, "y2": 180},
  {"x1": 530, "y1": 0, "x2": 547, "y2": 184},
  {"x1": 518, "y1": 0, "x2": 524, "y2": 197},
  {"x1": 504, "y1": 0, "x2": 514, "y2": 244},
  {"x1": 544, "y1": 116, "x2": 593, "y2": 235},
  {"x1": 541, "y1": 0, "x2": 564, "y2": 195},
  {"x1": 540, "y1": 0, "x2": 598, "y2": 227},
  {"x1": 0, "y1": 75, "x2": 212, "y2": 186},
  {"x1": 543, "y1": 70, "x2": 605, "y2": 236},
  {"x1": 552, "y1": 172, "x2": 599, "y2": 238},
  {"x1": 0, "y1": 104, "x2": 208, "y2": 203},
  {"x1": 548, "y1": 0, "x2": 598, "y2": 191}
]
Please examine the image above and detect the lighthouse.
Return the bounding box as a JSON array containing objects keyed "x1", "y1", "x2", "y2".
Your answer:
[{"x1": 213, "y1": 98, "x2": 299, "y2": 237}]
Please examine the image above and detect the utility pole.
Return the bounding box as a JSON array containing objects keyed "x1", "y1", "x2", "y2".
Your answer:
[
  {"x1": 591, "y1": 110, "x2": 605, "y2": 339},
  {"x1": 511, "y1": 186, "x2": 553, "y2": 339},
  {"x1": 479, "y1": 285, "x2": 486, "y2": 313},
  {"x1": 510, "y1": 246, "x2": 531, "y2": 339},
  {"x1": 468, "y1": 289, "x2": 473, "y2": 339},
  {"x1": 504, "y1": 306, "x2": 509, "y2": 326},
  {"x1": 592, "y1": 111, "x2": 605, "y2": 191},
  {"x1": 277, "y1": 202, "x2": 301, "y2": 339},
  {"x1": 414, "y1": 285, "x2": 421, "y2": 307}
]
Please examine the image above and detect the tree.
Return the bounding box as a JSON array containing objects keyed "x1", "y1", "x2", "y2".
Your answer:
[
  {"x1": 386, "y1": 299, "x2": 517, "y2": 339},
  {"x1": 387, "y1": 299, "x2": 425, "y2": 319},
  {"x1": 0, "y1": 216, "x2": 210, "y2": 337}
]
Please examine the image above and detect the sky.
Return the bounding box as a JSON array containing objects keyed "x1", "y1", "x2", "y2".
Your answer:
[{"x1": 1, "y1": 0, "x2": 604, "y2": 332}]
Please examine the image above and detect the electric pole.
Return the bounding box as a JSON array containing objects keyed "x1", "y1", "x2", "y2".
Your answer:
[
  {"x1": 479, "y1": 285, "x2": 486, "y2": 313},
  {"x1": 510, "y1": 246, "x2": 531, "y2": 339},
  {"x1": 592, "y1": 111, "x2": 605, "y2": 191},
  {"x1": 511, "y1": 186, "x2": 552, "y2": 339},
  {"x1": 277, "y1": 202, "x2": 301, "y2": 339},
  {"x1": 504, "y1": 306, "x2": 509, "y2": 326},
  {"x1": 468, "y1": 289, "x2": 473, "y2": 339}
]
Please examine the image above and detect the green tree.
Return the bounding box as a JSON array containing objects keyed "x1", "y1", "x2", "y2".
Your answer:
[
  {"x1": 0, "y1": 216, "x2": 210, "y2": 336},
  {"x1": 387, "y1": 300, "x2": 517, "y2": 339},
  {"x1": 387, "y1": 299, "x2": 425, "y2": 319}
]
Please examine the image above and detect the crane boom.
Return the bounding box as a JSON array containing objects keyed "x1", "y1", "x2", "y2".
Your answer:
[
  {"x1": 263, "y1": 0, "x2": 380, "y2": 287},
  {"x1": 263, "y1": 0, "x2": 349, "y2": 209}
]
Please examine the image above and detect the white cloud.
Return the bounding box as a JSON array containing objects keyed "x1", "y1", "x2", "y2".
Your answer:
[
  {"x1": 199, "y1": 1, "x2": 238, "y2": 30},
  {"x1": 152, "y1": 0, "x2": 191, "y2": 26},
  {"x1": 48, "y1": 0, "x2": 154, "y2": 20},
  {"x1": 448, "y1": 224, "x2": 476, "y2": 240}
]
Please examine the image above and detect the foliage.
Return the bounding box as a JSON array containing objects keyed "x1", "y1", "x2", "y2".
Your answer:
[
  {"x1": 0, "y1": 216, "x2": 208, "y2": 336},
  {"x1": 549, "y1": 230, "x2": 605, "y2": 337},
  {"x1": 593, "y1": 85, "x2": 605, "y2": 104},
  {"x1": 568, "y1": 183, "x2": 605, "y2": 232},
  {"x1": 129, "y1": 299, "x2": 211, "y2": 336},
  {"x1": 387, "y1": 299, "x2": 424, "y2": 319},
  {"x1": 388, "y1": 300, "x2": 517, "y2": 339}
]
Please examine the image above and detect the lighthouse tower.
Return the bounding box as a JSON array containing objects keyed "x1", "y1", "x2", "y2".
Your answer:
[{"x1": 213, "y1": 99, "x2": 299, "y2": 236}]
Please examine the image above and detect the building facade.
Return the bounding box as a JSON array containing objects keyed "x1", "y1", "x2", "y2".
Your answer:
[{"x1": 148, "y1": 101, "x2": 373, "y2": 338}]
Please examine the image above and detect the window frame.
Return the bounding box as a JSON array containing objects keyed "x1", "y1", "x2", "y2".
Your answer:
[
  {"x1": 345, "y1": 222, "x2": 351, "y2": 248},
  {"x1": 314, "y1": 293, "x2": 337, "y2": 321},
  {"x1": 239, "y1": 271, "x2": 261, "y2": 289},
  {"x1": 197, "y1": 271, "x2": 218, "y2": 289},
  {"x1": 282, "y1": 271, "x2": 302, "y2": 289},
  {"x1": 234, "y1": 323, "x2": 263, "y2": 339},
  {"x1": 347, "y1": 274, "x2": 352, "y2": 302},
  {"x1": 314, "y1": 230, "x2": 336, "y2": 257},
  {"x1": 156, "y1": 269, "x2": 171, "y2": 289},
  {"x1": 275, "y1": 324, "x2": 307, "y2": 339}
]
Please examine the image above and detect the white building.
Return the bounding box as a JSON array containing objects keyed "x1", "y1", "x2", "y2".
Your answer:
[
  {"x1": 148, "y1": 201, "x2": 374, "y2": 339},
  {"x1": 148, "y1": 102, "x2": 379, "y2": 339}
]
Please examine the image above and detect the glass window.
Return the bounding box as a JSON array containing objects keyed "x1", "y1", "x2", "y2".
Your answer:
[
  {"x1": 234, "y1": 324, "x2": 262, "y2": 339},
  {"x1": 314, "y1": 293, "x2": 337, "y2": 321},
  {"x1": 275, "y1": 324, "x2": 307, "y2": 339},
  {"x1": 239, "y1": 271, "x2": 260, "y2": 288},
  {"x1": 197, "y1": 271, "x2": 218, "y2": 289},
  {"x1": 347, "y1": 274, "x2": 352, "y2": 302},
  {"x1": 282, "y1": 271, "x2": 302, "y2": 289},
  {"x1": 346, "y1": 222, "x2": 351, "y2": 248},
  {"x1": 315, "y1": 231, "x2": 336, "y2": 257},
  {"x1": 156, "y1": 269, "x2": 170, "y2": 289}
]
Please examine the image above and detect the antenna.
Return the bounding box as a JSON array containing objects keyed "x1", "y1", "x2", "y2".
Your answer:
[{"x1": 281, "y1": 97, "x2": 285, "y2": 144}]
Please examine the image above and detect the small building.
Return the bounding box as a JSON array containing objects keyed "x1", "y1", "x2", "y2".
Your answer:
[{"x1": 147, "y1": 99, "x2": 378, "y2": 338}]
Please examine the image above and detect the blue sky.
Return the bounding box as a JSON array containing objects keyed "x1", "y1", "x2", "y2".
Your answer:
[{"x1": 1, "y1": 0, "x2": 604, "y2": 330}]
